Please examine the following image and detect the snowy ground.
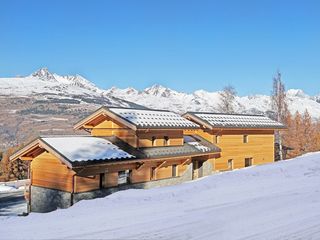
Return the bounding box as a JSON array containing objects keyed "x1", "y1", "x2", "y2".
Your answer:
[
  {"x1": 0, "y1": 191, "x2": 26, "y2": 217},
  {"x1": 1, "y1": 153, "x2": 320, "y2": 240}
]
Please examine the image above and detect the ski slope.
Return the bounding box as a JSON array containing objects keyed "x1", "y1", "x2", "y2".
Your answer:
[{"x1": 1, "y1": 152, "x2": 320, "y2": 240}]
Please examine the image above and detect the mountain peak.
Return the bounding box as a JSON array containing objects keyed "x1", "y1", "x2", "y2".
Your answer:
[
  {"x1": 144, "y1": 84, "x2": 176, "y2": 97},
  {"x1": 31, "y1": 67, "x2": 56, "y2": 81},
  {"x1": 287, "y1": 89, "x2": 308, "y2": 98}
]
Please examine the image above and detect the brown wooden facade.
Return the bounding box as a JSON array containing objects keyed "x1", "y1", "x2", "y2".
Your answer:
[{"x1": 185, "y1": 128, "x2": 275, "y2": 171}]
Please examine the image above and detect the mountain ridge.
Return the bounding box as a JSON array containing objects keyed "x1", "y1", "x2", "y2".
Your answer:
[{"x1": 1, "y1": 68, "x2": 320, "y2": 118}]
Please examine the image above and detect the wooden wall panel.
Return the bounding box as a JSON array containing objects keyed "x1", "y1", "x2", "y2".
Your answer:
[
  {"x1": 75, "y1": 175, "x2": 100, "y2": 193},
  {"x1": 137, "y1": 130, "x2": 184, "y2": 147},
  {"x1": 156, "y1": 166, "x2": 173, "y2": 179},
  {"x1": 131, "y1": 167, "x2": 151, "y2": 183},
  {"x1": 196, "y1": 129, "x2": 275, "y2": 171},
  {"x1": 31, "y1": 152, "x2": 74, "y2": 192},
  {"x1": 105, "y1": 172, "x2": 118, "y2": 188}
]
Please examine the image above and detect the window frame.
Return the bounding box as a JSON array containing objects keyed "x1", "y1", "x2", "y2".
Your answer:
[
  {"x1": 118, "y1": 170, "x2": 131, "y2": 185},
  {"x1": 151, "y1": 136, "x2": 156, "y2": 146},
  {"x1": 243, "y1": 134, "x2": 249, "y2": 143},
  {"x1": 172, "y1": 164, "x2": 178, "y2": 177},
  {"x1": 227, "y1": 159, "x2": 233, "y2": 170},
  {"x1": 245, "y1": 158, "x2": 253, "y2": 167},
  {"x1": 215, "y1": 135, "x2": 220, "y2": 144},
  {"x1": 164, "y1": 136, "x2": 169, "y2": 146}
]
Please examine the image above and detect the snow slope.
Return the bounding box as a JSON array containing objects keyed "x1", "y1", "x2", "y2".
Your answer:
[{"x1": 1, "y1": 152, "x2": 320, "y2": 240}]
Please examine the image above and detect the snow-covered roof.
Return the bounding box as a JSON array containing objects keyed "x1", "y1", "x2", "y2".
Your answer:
[
  {"x1": 108, "y1": 107, "x2": 199, "y2": 129},
  {"x1": 185, "y1": 112, "x2": 285, "y2": 129},
  {"x1": 184, "y1": 135, "x2": 211, "y2": 152},
  {"x1": 42, "y1": 136, "x2": 134, "y2": 163}
]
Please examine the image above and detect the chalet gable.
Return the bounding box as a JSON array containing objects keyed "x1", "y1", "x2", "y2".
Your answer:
[{"x1": 9, "y1": 136, "x2": 135, "y2": 168}]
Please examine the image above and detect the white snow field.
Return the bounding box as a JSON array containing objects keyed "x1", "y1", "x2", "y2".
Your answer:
[{"x1": 1, "y1": 152, "x2": 320, "y2": 240}]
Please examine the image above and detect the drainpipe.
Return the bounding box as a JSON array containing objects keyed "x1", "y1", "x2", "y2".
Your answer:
[
  {"x1": 27, "y1": 161, "x2": 31, "y2": 213},
  {"x1": 70, "y1": 174, "x2": 76, "y2": 206}
]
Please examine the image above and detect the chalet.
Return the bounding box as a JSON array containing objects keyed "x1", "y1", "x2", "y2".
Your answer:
[
  {"x1": 10, "y1": 107, "x2": 220, "y2": 213},
  {"x1": 182, "y1": 112, "x2": 286, "y2": 171}
]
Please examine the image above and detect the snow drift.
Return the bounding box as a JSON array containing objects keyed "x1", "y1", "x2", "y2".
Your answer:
[{"x1": 1, "y1": 152, "x2": 320, "y2": 239}]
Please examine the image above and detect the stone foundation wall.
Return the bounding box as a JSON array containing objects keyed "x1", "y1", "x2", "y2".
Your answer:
[
  {"x1": 202, "y1": 160, "x2": 213, "y2": 177},
  {"x1": 30, "y1": 186, "x2": 72, "y2": 213}
]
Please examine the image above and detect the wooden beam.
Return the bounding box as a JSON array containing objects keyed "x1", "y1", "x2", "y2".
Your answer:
[
  {"x1": 136, "y1": 162, "x2": 145, "y2": 171},
  {"x1": 83, "y1": 124, "x2": 94, "y2": 129},
  {"x1": 182, "y1": 158, "x2": 191, "y2": 166},
  {"x1": 20, "y1": 156, "x2": 33, "y2": 161},
  {"x1": 156, "y1": 160, "x2": 167, "y2": 169}
]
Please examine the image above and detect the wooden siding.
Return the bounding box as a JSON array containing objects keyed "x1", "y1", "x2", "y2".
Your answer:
[
  {"x1": 91, "y1": 119, "x2": 185, "y2": 148},
  {"x1": 104, "y1": 172, "x2": 118, "y2": 188},
  {"x1": 195, "y1": 129, "x2": 275, "y2": 171},
  {"x1": 31, "y1": 152, "x2": 74, "y2": 192},
  {"x1": 137, "y1": 130, "x2": 184, "y2": 147},
  {"x1": 91, "y1": 119, "x2": 138, "y2": 147},
  {"x1": 75, "y1": 175, "x2": 100, "y2": 193}
]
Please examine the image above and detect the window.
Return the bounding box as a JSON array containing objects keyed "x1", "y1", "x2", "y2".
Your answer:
[
  {"x1": 164, "y1": 136, "x2": 169, "y2": 146},
  {"x1": 151, "y1": 136, "x2": 156, "y2": 146},
  {"x1": 243, "y1": 135, "x2": 248, "y2": 143},
  {"x1": 172, "y1": 164, "x2": 178, "y2": 177},
  {"x1": 118, "y1": 170, "x2": 131, "y2": 185},
  {"x1": 245, "y1": 158, "x2": 252, "y2": 167},
  {"x1": 227, "y1": 159, "x2": 233, "y2": 170},
  {"x1": 99, "y1": 173, "x2": 105, "y2": 189},
  {"x1": 215, "y1": 135, "x2": 220, "y2": 144}
]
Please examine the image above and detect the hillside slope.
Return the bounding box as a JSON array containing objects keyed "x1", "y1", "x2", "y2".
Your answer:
[
  {"x1": 2, "y1": 152, "x2": 320, "y2": 240},
  {"x1": 0, "y1": 68, "x2": 142, "y2": 150}
]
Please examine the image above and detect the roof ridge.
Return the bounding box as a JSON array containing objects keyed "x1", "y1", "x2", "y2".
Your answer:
[
  {"x1": 185, "y1": 111, "x2": 267, "y2": 117},
  {"x1": 105, "y1": 106, "x2": 173, "y2": 113},
  {"x1": 40, "y1": 135, "x2": 92, "y2": 138}
]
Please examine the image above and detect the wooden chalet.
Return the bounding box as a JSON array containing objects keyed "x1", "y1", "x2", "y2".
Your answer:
[
  {"x1": 183, "y1": 112, "x2": 286, "y2": 171},
  {"x1": 10, "y1": 107, "x2": 220, "y2": 212}
]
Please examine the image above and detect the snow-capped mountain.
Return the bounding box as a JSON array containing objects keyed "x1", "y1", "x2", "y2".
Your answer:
[
  {"x1": 0, "y1": 68, "x2": 140, "y2": 108},
  {"x1": 0, "y1": 68, "x2": 319, "y2": 150},
  {"x1": 1, "y1": 68, "x2": 319, "y2": 118},
  {"x1": 108, "y1": 85, "x2": 320, "y2": 118}
]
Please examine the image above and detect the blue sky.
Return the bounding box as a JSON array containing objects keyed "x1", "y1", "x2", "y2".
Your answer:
[{"x1": 1, "y1": 0, "x2": 319, "y2": 95}]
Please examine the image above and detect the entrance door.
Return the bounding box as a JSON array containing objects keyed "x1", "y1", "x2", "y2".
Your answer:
[
  {"x1": 192, "y1": 160, "x2": 204, "y2": 179},
  {"x1": 192, "y1": 160, "x2": 198, "y2": 179},
  {"x1": 245, "y1": 158, "x2": 253, "y2": 167}
]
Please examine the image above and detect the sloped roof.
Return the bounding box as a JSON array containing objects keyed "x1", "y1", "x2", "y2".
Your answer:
[
  {"x1": 108, "y1": 107, "x2": 200, "y2": 129},
  {"x1": 104, "y1": 135, "x2": 220, "y2": 160},
  {"x1": 41, "y1": 137, "x2": 134, "y2": 163},
  {"x1": 10, "y1": 135, "x2": 220, "y2": 168},
  {"x1": 74, "y1": 106, "x2": 200, "y2": 131},
  {"x1": 183, "y1": 112, "x2": 286, "y2": 129},
  {"x1": 10, "y1": 136, "x2": 135, "y2": 167}
]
